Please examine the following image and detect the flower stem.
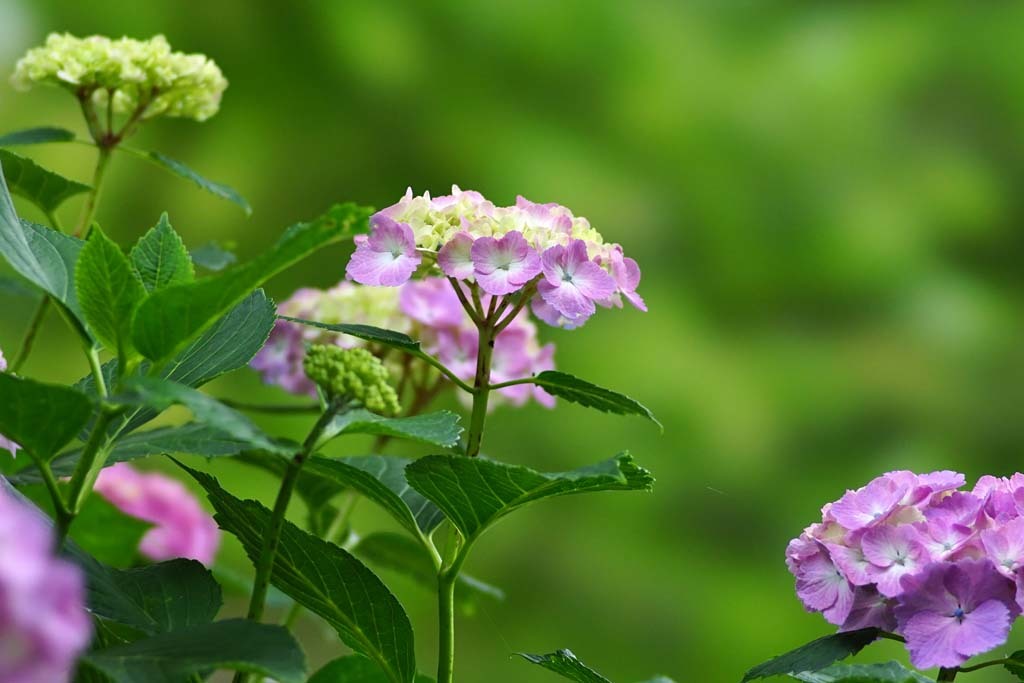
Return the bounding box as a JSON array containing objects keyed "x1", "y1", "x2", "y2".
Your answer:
[
  {"x1": 436, "y1": 570, "x2": 457, "y2": 683},
  {"x1": 466, "y1": 319, "x2": 495, "y2": 457},
  {"x1": 937, "y1": 668, "x2": 958, "y2": 681},
  {"x1": 958, "y1": 658, "x2": 1011, "y2": 673},
  {"x1": 73, "y1": 146, "x2": 112, "y2": 238},
  {"x1": 59, "y1": 408, "x2": 116, "y2": 544}
]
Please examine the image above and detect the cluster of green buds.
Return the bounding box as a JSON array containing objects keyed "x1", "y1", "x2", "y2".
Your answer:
[
  {"x1": 11, "y1": 33, "x2": 227, "y2": 138},
  {"x1": 303, "y1": 345, "x2": 401, "y2": 416}
]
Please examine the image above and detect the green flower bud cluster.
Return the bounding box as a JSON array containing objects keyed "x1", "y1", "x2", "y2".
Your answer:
[
  {"x1": 303, "y1": 346, "x2": 401, "y2": 416},
  {"x1": 11, "y1": 34, "x2": 227, "y2": 122}
]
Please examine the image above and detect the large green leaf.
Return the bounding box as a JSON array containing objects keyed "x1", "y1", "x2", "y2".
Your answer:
[
  {"x1": 792, "y1": 662, "x2": 931, "y2": 683},
  {"x1": 129, "y1": 213, "x2": 194, "y2": 291},
  {"x1": 184, "y1": 465, "x2": 417, "y2": 683},
  {"x1": 354, "y1": 532, "x2": 503, "y2": 614},
  {"x1": 0, "y1": 165, "x2": 89, "y2": 330},
  {"x1": 131, "y1": 203, "x2": 371, "y2": 363},
  {"x1": 525, "y1": 371, "x2": 661, "y2": 430},
  {"x1": 0, "y1": 126, "x2": 76, "y2": 146},
  {"x1": 69, "y1": 553, "x2": 222, "y2": 636},
  {"x1": 310, "y1": 655, "x2": 434, "y2": 683},
  {"x1": 146, "y1": 151, "x2": 252, "y2": 215},
  {"x1": 1005, "y1": 650, "x2": 1024, "y2": 680},
  {"x1": 0, "y1": 148, "x2": 89, "y2": 213},
  {"x1": 742, "y1": 630, "x2": 882, "y2": 682},
  {"x1": 0, "y1": 372, "x2": 94, "y2": 459},
  {"x1": 14, "y1": 422, "x2": 251, "y2": 485},
  {"x1": 405, "y1": 453, "x2": 653, "y2": 543},
  {"x1": 304, "y1": 455, "x2": 445, "y2": 537},
  {"x1": 84, "y1": 619, "x2": 306, "y2": 683},
  {"x1": 321, "y1": 409, "x2": 463, "y2": 449},
  {"x1": 517, "y1": 650, "x2": 611, "y2": 683},
  {"x1": 113, "y1": 377, "x2": 296, "y2": 456},
  {"x1": 76, "y1": 226, "x2": 148, "y2": 356}
]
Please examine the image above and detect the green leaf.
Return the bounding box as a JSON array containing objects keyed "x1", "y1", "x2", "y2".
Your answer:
[
  {"x1": 517, "y1": 650, "x2": 612, "y2": 683},
  {"x1": 304, "y1": 455, "x2": 445, "y2": 537},
  {"x1": 145, "y1": 151, "x2": 252, "y2": 215},
  {"x1": 13, "y1": 422, "x2": 251, "y2": 485},
  {"x1": 526, "y1": 371, "x2": 661, "y2": 430},
  {"x1": 741, "y1": 629, "x2": 882, "y2": 682},
  {"x1": 70, "y1": 554, "x2": 222, "y2": 636},
  {"x1": 76, "y1": 226, "x2": 148, "y2": 356},
  {"x1": 132, "y1": 203, "x2": 372, "y2": 363},
  {"x1": 183, "y1": 464, "x2": 417, "y2": 683},
  {"x1": 0, "y1": 372, "x2": 94, "y2": 459},
  {"x1": 354, "y1": 532, "x2": 503, "y2": 614},
  {"x1": 190, "y1": 241, "x2": 237, "y2": 271},
  {"x1": 232, "y1": 450, "x2": 344, "y2": 515},
  {"x1": 282, "y1": 318, "x2": 421, "y2": 354},
  {"x1": 0, "y1": 148, "x2": 89, "y2": 213},
  {"x1": 129, "y1": 213, "x2": 194, "y2": 291},
  {"x1": 113, "y1": 377, "x2": 296, "y2": 456},
  {"x1": 791, "y1": 662, "x2": 931, "y2": 683},
  {"x1": 310, "y1": 655, "x2": 434, "y2": 683},
  {"x1": 0, "y1": 126, "x2": 76, "y2": 146},
  {"x1": 405, "y1": 452, "x2": 653, "y2": 543},
  {"x1": 321, "y1": 409, "x2": 463, "y2": 449},
  {"x1": 21, "y1": 483, "x2": 149, "y2": 566},
  {"x1": 1004, "y1": 650, "x2": 1024, "y2": 680},
  {"x1": 84, "y1": 619, "x2": 306, "y2": 683}
]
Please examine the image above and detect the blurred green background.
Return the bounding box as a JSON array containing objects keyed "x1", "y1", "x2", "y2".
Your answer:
[{"x1": 3, "y1": 2, "x2": 1024, "y2": 681}]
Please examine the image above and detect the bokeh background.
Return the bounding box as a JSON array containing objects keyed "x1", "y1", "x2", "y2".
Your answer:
[{"x1": 3, "y1": 2, "x2": 1024, "y2": 681}]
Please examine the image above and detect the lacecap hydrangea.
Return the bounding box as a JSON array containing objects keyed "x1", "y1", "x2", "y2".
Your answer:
[
  {"x1": 251, "y1": 279, "x2": 555, "y2": 408},
  {"x1": 0, "y1": 485, "x2": 91, "y2": 682},
  {"x1": 787, "y1": 470, "x2": 1024, "y2": 669},
  {"x1": 345, "y1": 187, "x2": 646, "y2": 328},
  {"x1": 11, "y1": 33, "x2": 227, "y2": 122}
]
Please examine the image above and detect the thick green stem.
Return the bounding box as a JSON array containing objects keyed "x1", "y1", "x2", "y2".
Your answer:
[
  {"x1": 436, "y1": 571, "x2": 457, "y2": 683},
  {"x1": 465, "y1": 321, "x2": 495, "y2": 457},
  {"x1": 937, "y1": 668, "x2": 958, "y2": 681},
  {"x1": 59, "y1": 409, "x2": 116, "y2": 543}
]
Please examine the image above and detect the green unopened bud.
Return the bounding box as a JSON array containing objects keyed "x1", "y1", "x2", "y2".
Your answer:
[{"x1": 303, "y1": 345, "x2": 401, "y2": 416}]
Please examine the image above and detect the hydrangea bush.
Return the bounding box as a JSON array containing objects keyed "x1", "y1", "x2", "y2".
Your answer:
[{"x1": 0, "y1": 33, "x2": 664, "y2": 683}]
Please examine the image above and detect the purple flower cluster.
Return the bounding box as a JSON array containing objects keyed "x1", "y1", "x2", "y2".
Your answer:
[
  {"x1": 94, "y1": 463, "x2": 220, "y2": 566},
  {"x1": 251, "y1": 278, "x2": 556, "y2": 408},
  {"x1": 0, "y1": 348, "x2": 20, "y2": 457},
  {"x1": 788, "y1": 471, "x2": 1024, "y2": 669},
  {"x1": 0, "y1": 485, "x2": 90, "y2": 682},
  {"x1": 345, "y1": 187, "x2": 645, "y2": 328}
]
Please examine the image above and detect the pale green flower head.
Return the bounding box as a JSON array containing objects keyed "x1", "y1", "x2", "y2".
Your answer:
[
  {"x1": 11, "y1": 33, "x2": 227, "y2": 122},
  {"x1": 303, "y1": 345, "x2": 401, "y2": 416}
]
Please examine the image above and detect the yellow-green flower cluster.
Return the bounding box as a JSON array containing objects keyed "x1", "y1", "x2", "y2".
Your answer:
[
  {"x1": 303, "y1": 346, "x2": 401, "y2": 416},
  {"x1": 11, "y1": 33, "x2": 227, "y2": 122}
]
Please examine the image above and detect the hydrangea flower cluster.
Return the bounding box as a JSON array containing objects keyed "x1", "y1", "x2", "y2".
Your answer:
[
  {"x1": 11, "y1": 33, "x2": 227, "y2": 122},
  {"x1": 94, "y1": 463, "x2": 220, "y2": 566},
  {"x1": 303, "y1": 345, "x2": 401, "y2": 416},
  {"x1": 346, "y1": 187, "x2": 645, "y2": 328},
  {"x1": 0, "y1": 348, "x2": 19, "y2": 457},
  {"x1": 251, "y1": 279, "x2": 556, "y2": 408},
  {"x1": 0, "y1": 485, "x2": 90, "y2": 682},
  {"x1": 787, "y1": 470, "x2": 1024, "y2": 669}
]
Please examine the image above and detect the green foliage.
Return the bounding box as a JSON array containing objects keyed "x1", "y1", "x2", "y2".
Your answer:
[
  {"x1": 791, "y1": 662, "x2": 931, "y2": 683},
  {"x1": 310, "y1": 655, "x2": 435, "y2": 683},
  {"x1": 405, "y1": 453, "x2": 653, "y2": 543},
  {"x1": 525, "y1": 371, "x2": 661, "y2": 430},
  {"x1": 83, "y1": 619, "x2": 306, "y2": 683},
  {"x1": 1005, "y1": 651, "x2": 1024, "y2": 680},
  {"x1": 0, "y1": 372, "x2": 94, "y2": 459},
  {"x1": 282, "y1": 319, "x2": 423, "y2": 354},
  {"x1": 517, "y1": 650, "x2": 611, "y2": 683},
  {"x1": 128, "y1": 213, "x2": 194, "y2": 291},
  {"x1": 321, "y1": 409, "x2": 463, "y2": 448},
  {"x1": 0, "y1": 126, "x2": 76, "y2": 146},
  {"x1": 184, "y1": 464, "x2": 418, "y2": 683},
  {"x1": 131, "y1": 203, "x2": 372, "y2": 363},
  {"x1": 113, "y1": 376, "x2": 296, "y2": 455},
  {"x1": 741, "y1": 630, "x2": 882, "y2": 682},
  {"x1": 0, "y1": 148, "x2": 89, "y2": 213},
  {"x1": 145, "y1": 151, "x2": 252, "y2": 215},
  {"x1": 353, "y1": 532, "x2": 504, "y2": 614},
  {"x1": 190, "y1": 241, "x2": 237, "y2": 271},
  {"x1": 76, "y1": 226, "x2": 148, "y2": 357},
  {"x1": 304, "y1": 455, "x2": 445, "y2": 537}
]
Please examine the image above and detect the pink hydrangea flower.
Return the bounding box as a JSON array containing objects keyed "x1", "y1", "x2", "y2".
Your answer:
[
  {"x1": 895, "y1": 559, "x2": 1019, "y2": 669},
  {"x1": 537, "y1": 240, "x2": 616, "y2": 325},
  {"x1": 0, "y1": 485, "x2": 91, "y2": 682},
  {"x1": 94, "y1": 463, "x2": 220, "y2": 566},
  {"x1": 0, "y1": 348, "x2": 19, "y2": 457},
  {"x1": 346, "y1": 215, "x2": 421, "y2": 286},
  {"x1": 793, "y1": 543, "x2": 854, "y2": 626},
  {"x1": 470, "y1": 231, "x2": 541, "y2": 296},
  {"x1": 399, "y1": 279, "x2": 464, "y2": 328},
  {"x1": 437, "y1": 232, "x2": 476, "y2": 280}
]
